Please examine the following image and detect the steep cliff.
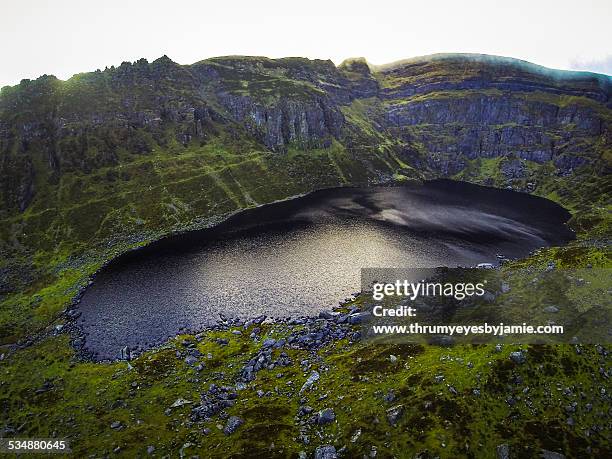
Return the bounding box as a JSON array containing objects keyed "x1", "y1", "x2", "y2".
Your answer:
[
  {"x1": 2, "y1": 54, "x2": 609, "y2": 216},
  {"x1": 376, "y1": 54, "x2": 611, "y2": 179}
]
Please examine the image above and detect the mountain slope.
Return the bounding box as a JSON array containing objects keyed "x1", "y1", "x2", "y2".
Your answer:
[
  {"x1": 0, "y1": 53, "x2": 611, "y2": 459},
  {"x1": 0, "y1": 53, "x2": 611, "y2": 341}
]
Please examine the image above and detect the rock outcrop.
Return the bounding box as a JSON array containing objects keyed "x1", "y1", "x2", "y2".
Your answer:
[{"x1": 378, "y1": 54, "x2": 610, "y2": 176}]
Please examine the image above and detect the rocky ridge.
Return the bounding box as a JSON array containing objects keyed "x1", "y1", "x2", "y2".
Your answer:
[{"x1": 1, "y1": 53, "x2": 609, "y2": 215}]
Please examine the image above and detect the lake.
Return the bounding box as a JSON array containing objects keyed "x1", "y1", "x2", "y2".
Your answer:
[{"x1": 75, "y1": 180, "x2": 574, "y2": 359}]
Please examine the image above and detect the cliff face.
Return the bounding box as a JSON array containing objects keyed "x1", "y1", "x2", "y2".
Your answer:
[
  {"x1": 386, "y1": 92, "x2": 603, "y2": 174},
  {"x1": 0, "y1": 53, "x2": 610, "y2": 301},
  {"x1": 376, "y1": 55, "x2": 610, "y2": 177},
  {"x1": 1, "y1": 54, "x2": 609, "y2": 215}
]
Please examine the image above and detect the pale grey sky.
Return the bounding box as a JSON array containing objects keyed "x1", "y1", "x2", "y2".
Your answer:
[{"x1": 1, "y1": 0, "x2": 610, "y2": 87}]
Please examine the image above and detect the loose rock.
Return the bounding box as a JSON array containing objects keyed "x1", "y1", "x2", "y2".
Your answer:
[
  {"x1": 509, "y1": 351, "x2": 526, "y2": 364},
  {"x1": 317, "y1": 408, "x2": 335, "y2": 425},
  {"x1": 223, "y1": 416, "x2": 243, "y2": 435},
  {"x1": 314, "y1": 445, "x2": 337, "y2": 459},
  {"x1": 386, "y1": 404, "x2": 404, "y2": 427},
  {"x1": 300, "y1": 371, "x2": 320, "y2": 394}
]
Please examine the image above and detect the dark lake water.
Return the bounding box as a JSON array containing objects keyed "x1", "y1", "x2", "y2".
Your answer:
[{"x1": 76, "y1": 180, "x2": 574, "y2": 360}]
